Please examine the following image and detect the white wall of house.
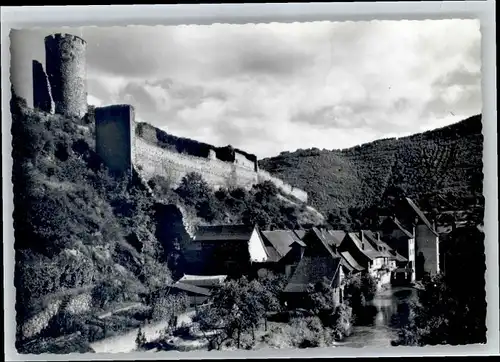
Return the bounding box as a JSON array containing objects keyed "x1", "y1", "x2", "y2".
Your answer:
[{"x1": 248, "y1": 228, "x2": 269, "y2": 263}]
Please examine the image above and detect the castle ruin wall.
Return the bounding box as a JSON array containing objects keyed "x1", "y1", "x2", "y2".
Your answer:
[
  {"x1": 95, "y1": 104, "x2": 135, "y2": 177},
  {"x1": 32, "y1": 60, "x2": 54, "y2": 114},
  {"x1": 133, "y1": 136, "x2": 309, "y2": 203},
  {"x1": 45, "y1": 33, "x2": 88, "y2": 118},
  {"x1": 258, "y1": 169, "x2": 308, "y2": 203},
  {"x1": 234, "y1": 151, "x2": 257, "y2": 171},
  {"x1": 133, "y1": 137, "x2": 258, "y2": 190}
]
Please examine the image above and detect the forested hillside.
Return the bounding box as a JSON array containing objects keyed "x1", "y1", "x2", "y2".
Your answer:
[{"x1": 259, "y1": 115, "x2": 484, "y2": 224}]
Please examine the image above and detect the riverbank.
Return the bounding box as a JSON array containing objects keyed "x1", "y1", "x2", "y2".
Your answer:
[
  {"x1": 341, "y1": 286, "x2": 417, "y2": 348},
  {"x1": 88, "y1": 286, "x2": 416, "y2": 353},
  {"x1": 90, "y1": 310, "x2": 195, "y2": 353}
]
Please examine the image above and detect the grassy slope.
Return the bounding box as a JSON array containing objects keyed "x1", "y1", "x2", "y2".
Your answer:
[{"x1": 259, "y1": 115, "x2": 484, "y2": 216}]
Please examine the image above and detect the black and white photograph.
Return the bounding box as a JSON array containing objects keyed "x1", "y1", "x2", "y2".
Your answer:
[{"x1": 2, "y1": 2, "x2": 497, "y2": 358}]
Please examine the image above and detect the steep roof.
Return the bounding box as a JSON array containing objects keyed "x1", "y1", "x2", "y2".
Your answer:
[
  {"x1": 389, "y1": 249, "x2": 408, "y2": 263},
  {"x1": 392, "y1": 217, "x2": 415, "y2": 238},
  {"x1": 172, "y1": 282, "x2": 211, "y2": 296},
  {"x1": 340, "y1": 250, "x2": 366, "y2": 272},
  {"x1": 177, "y1": 274, "x2": 227, "y2": 288},
  {"x1": 311, "y1": 227, "x2": 339, "y2": 259},
  {"x1": 284, "y1": 256, "x2": 341, "y2": 293},
  {"x1": 293, "y1": 229, "x2": 307, "y2": 240},
  {"x1": 261, "y1": 230, "x2": 306, "y2": 259},
  {"x1": 347, "y1": 232, "x2": 380, "y2": 261},
  {"x1": 193, "y1": 224, "x2": 256, "y2": 242},
  {"x1": 318, "y1": 229, "x2": 346, "y2": 248},
  {"x1": 405, "y1": 197, "x2": 439, "y2": 236},
  {"x1": 362, "y1": 230, "x2": 393, "y2": 258},
  {"x1": 264, "y1": 245, "x2": 282, "y2": 262}
]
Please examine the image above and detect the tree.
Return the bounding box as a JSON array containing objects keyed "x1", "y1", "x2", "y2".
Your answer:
[
  {"x1": 257, "y1": 273, "x2": 287, "y2": 331},
  {"x1": 343, "y1": 272, "x2": 377, "y2": 322},
  {"x1": 151, "y1": 292, "x2": 190, "y2": 327},
  {"x1": 195, "y1": 277, "x2": 266, "y2": 349},
  {"x1": 135, "y1": 327, "x2": 147, "y2": 349}
]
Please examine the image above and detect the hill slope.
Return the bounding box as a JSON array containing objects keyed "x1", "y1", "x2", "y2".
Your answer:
[{"x1": 259, "y1": 115, "x2": 484, "y2": 217}]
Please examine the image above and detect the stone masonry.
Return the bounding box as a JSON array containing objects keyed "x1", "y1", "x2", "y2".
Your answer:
[
  {"x1": 32, "y1": 60, "x2": 54, "y2": 114},
  {"x1": 95, "y1": 104, "x2": 135, "y2": 177},
  {"x1": 44, "y1": 33, "x2": 88, "y2": 118}
]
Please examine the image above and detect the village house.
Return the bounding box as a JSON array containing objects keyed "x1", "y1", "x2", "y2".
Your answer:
[
  {"x1": 282, "y1": 255, "x2": 342, "y2": 309},
  {"x1": 286, "y1": 227, "x2": 348, "y2": 305},
  {"x1": 169, "y1": 282, "x2": 212, "y2": 308},
  {"x1": 338, "y1": 232, "x2": 377, "y2": 272},
  {"x1": 191, "y1": 224, "x2": 269, "y2": 278},
  {"x1": 170, "y1": 274, "x2": 228, "y2": 308},
  {"x1": 362, "y1": 230, "x2": 400, "y2": 286},
  {"x1": 256, "y1": 230, "x2": 307, "y2": 278},
  {"x1": 379, "y1": 216, "x2": 416, "y2": 284},
  {"x1": 405, "y1": 197, "x2": 440, "y2": 279}
]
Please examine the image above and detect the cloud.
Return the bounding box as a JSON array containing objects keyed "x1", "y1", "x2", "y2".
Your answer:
[{"x1": 10, "y1": 19, "x2": 482, "y2": 158}]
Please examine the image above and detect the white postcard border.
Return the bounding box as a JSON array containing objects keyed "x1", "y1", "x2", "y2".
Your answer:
[{"x1": 2, "y1": 2, "x2": 498, "y2": 360}]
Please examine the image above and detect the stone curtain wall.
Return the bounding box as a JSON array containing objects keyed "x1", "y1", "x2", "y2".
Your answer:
[
  {"x1": 134, "y1": 136, "x2": 309, "y2": 202},
  {"x1": 134, "y1": 137, "x2": 258, "y2": 190},
  {"x1": 45, "y1": 34, "x2": 88, "y2": 118},
  {"x1": 96, "y1": 105, "x2": 135, "y2": 177},
  {"x1": 32, "y1": 60, "x2": 54, "y2": 114},
  {"x1": 234, "y1": 151, "x2": 257, "y2": 171},
  {"x1": 258, "y1": 170, "x2": 308, "y2": 203}
]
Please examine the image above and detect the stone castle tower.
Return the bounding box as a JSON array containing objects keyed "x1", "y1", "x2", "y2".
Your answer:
[{"x1": 44, "y1": 33, "x2": 88, "y2": 118}]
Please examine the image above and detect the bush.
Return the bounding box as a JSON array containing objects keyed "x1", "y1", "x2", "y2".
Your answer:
[{"x1": 135, "y1": 327, "x2": 147, "y2": 349}]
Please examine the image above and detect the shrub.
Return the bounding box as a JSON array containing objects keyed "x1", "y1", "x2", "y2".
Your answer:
[{"x1": 135, "y1": 327, "x2": 147, "y2": 349}]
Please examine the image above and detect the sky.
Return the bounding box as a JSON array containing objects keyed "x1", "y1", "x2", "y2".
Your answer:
[{"x1": 10, "y1": 19, "x2": 482, "y2": 159}]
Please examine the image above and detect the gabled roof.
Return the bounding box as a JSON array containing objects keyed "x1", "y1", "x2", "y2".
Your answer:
[
  {"x1": 392, "y1": 217, "x2": 415, "y2": 238},
  {"x1": 340, "y1": 250, "x2": 366, "y2": 272},
  {"x1": 172, "y1": 282, "x2": 211, "y2": 296},
  {"x1": 311, "y1": 227, "x2": 339, "y2": 259},
  {"x1": 318, "y1": 229, "x2": 346, "y2": 248},
  {"x1": 405, "y1": 197, "x2": 439, "y2": 236},
  {"x1": 362, "y1": 230, "x2": 393, "y2": 258},
  {"x1": 194, "y1": 224, "x2": 256, "y2": 242},
  {"x1": 264, "y1": 245, "x2": 282, "y2": 262},
  {"x1": 283, "y1": 256, "x2": 341, "y2": 293},
  {"x1": 389, "y1": 249, "x2": 408, "y2": 263},
  {"x1": 293, "y1": 229, "x2": 307, "y2": 240},
  {"x1": 177, "y1": 274, "x2": 227, "y2": 288},
  {"x1": 261, "y1": 230, "x2": 306, "y2": 259},
  {"x1": 347, "y1": 232, "x2": 380, "y2": 261}
]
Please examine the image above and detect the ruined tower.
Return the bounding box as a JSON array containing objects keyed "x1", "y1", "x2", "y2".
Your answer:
[
  {"x1": 95, "y1": 104, "x2": 135, "y2": 178},
  {"x1": 32, "y1": 60, "x2": 54, "y2": 114},
  {"x1": 44, "y1": 33, "x2": 88, "y2": 118}
]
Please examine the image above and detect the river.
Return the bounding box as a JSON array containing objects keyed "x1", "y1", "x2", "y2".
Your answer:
[
  {"x1": 90, "y1": 287, "x2": 416, "y2": 353},
  {"x1": 340, "y1": 286, "x2": 417, "y2": 348}
]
